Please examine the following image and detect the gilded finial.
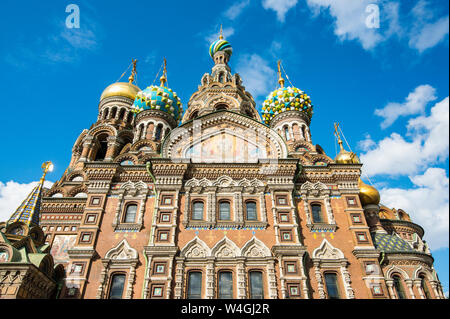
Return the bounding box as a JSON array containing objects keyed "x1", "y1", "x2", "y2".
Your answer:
[
  {"x1": 160, "y1": 58, "x2": 167, "y2": 87},
  {"x1": 219, "y1": 24, "x2": 224, "y2": 40},
  {"x1": 277, "y1": 60, "x2": 285, "y2": 88},
  {"x1": 334, "y1": 122, "x2": 345, "y2": 151},
  {"x1": 128, "y1": 59, "x2": 137, "y2": 84}
]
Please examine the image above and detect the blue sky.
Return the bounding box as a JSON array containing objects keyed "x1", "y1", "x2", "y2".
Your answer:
[{"x1": 0, "y1": 0, "x2": 448, "y2": 295}]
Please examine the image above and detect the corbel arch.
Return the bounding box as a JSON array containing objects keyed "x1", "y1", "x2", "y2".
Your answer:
[
  {"x1": 211, "y1": 237, "x2": 241, "y2": 258},
  {"x1": 241, "y1": 237, "x2": 271, "y2": 258},
  {"x1": 180, "y1": 237, "x2": 211, "y2": 258}
]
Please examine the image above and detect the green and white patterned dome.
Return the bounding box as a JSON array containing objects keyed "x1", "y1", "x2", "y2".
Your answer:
[{"x1": 261, "y1": 86, "x2": 313, "y2": 125}]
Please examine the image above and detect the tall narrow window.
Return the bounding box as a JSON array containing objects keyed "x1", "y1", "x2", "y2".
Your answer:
[
  {"x1": 155, "y1": 125, "x2": 163, "y2": 141},
  {"x1": 284, "y1": 126, "x2": 290, "y2": 141},
  {"x1": 419, "y1": 275, "x2": 432, "y2": 299},
  {"x1": 324, "y1": 273, "x2": 340, "y2": 299},
  {"x1": 219, "y1": 201, "x2": 231, "y2": 220},
  {"x1": 246, "y1": 202, "x2": 257, "y2": 221},
  {"x1": 187, "y1": 272, "x2": 202, "y2": 299},
  {"x1": 124, "y1": 204, "x2": 137, "y2": 223},
  {"x1": 94, "y1": 134, "x2": 109, "y2": 161},
  {"x1": 218, "y1": 272, "x2": 233, "y2": 299},
  {"x1": 108, "y1": 274, "x2": 126, "y2": 299},
  {"x1": 311, "y1": 204, "x2": 323, "y2": 223},
  {"x1": 192, "y1": 201, "x2": 204, "y2": 220},
  {"x1": 249, "y1": 271, "x2": 264, "y2": 299},
  {"x1": 393, "y1": 275, "x2": 406, "y2": 299}
]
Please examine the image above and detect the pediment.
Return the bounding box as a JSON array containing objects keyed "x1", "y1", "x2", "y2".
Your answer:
[{"x1": 162, "y1": 112, "x2": 288, "y2": 162}]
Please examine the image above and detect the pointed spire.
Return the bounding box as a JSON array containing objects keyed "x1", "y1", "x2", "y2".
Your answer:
[
  {"x1": 128, "y1": 59, "x2": 138, "y2": 84},
  {"x1": 277, "y1": 60, "x2": 285, "y2": 88},
  {"x1": 160, "y1": 58, "x2": 167, "y2": 87},
  {"x1": 8, "y1": 161, "x2": 53, "y2": 227},
  {"x1": 219, "y1": 24, "x2": 224, "y2": 40}
]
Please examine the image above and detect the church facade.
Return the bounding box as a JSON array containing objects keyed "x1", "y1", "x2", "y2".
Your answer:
[{"x1": 0, "y1": 33, "x2": 445, "y2": 299}]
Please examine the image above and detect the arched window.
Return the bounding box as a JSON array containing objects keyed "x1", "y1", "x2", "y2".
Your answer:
[
  {"x1": 219, "y1": 201, "x2": 231, "y2": 220},
  {"x1": 249, "y1": 271, "x2": 264, "y2": 299},
  {"x1": 190, "y1": 111, "x2": 199, "y2": 120},
  {"x1": 192, "y1": 201, "x2": 204, "y2": 220},
  {"x1": 302, "y1": 126, "x2": 307, "y2": 140},
  {"x1": 108, "y1": 274, "x2": 126, "y2": 299},
  {"x1": 284, "y1": 126, "x2": 290, "y2": 141},
  {"x1": 324, "y1": 273, "x2": 340, "y2": 299},
  {"x1": 110, "y1": 107, "x2": 117, "y2": 119},
  {"x1": 127, "y1": 112, "x2": 133, "y2": 124},
  {"x1": 124, "y1": 204, "x2": 138, "y2": 223},
  {"x1": 218, "y1": 271, "x2": 233, "y2": 299},
  {"x1": 419, "y1": 274, "x2": 432, "y2": 299},
  {"x1": 393, "y1": 275, "x2": 406, "y2": 299},
  {"x1": 245, "y1": 201, "x2": 257, "y2": 221},
  {"x1": 118, "y1": 109, "x2": 126, "y2": 121},
  {"x1": 311, "y1": 204, "x2": 324, "y2": 223},
  {"x1": 71, "y1": 176, "x2": 84, "y2": 182},
  {"x1": 155, "y1": 124, "x2": 163, "y2": 141},
  {"x1": 74, "y1": 192, "x2": 88, "y2": 198},
  {"x1": 216, "y1": 104, "x2": 228, "y2": 111},
  {"x1": 187, "y1": 272, "x2": 202, "y2": 299},
  {"x1": 94, "y1": 134, "x2": 109, "y2": 161},
  {"x1": 103, "y1": 108, "x2": 109, "y2": 120}
]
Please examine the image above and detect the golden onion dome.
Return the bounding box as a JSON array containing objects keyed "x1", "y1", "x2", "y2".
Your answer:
[
  {"x1": 358, "y1": 178, "x2": 380, "y2": 206},
  {"x1": 335, "y1": 149, "x2": 360, "y2": 164},
  {"x1": 100, "y1": 82, "x2": 141, "y2": 102}
]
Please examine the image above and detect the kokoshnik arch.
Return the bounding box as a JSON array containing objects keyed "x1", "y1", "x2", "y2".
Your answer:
[{"x1": 0, "y1": 29, "x2": 445, "y2": 299}]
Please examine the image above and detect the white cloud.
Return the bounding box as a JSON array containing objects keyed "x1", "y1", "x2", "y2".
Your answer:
[
  {"x1": 235, "y1": 54, "x2": 277, "y2": 100},
  {"x1": 304, "y1": 0, "x2": 448, "y2": 53},
  {"x1": 375, "y1": 84, "x2": 437, "y2": 128},
  {"x1": 360, "y1": 95, "x2": 449, "y2": 177},
  {"x1": 224, "y1": 0, "x2": 251, "y2": 20},
  {"x1": 305, "y1": 0, "x2": 386, "y2": 50},
  {"x1": 379, "y1": 168, "x2": 449, "y2": 250},
  {"x1": 0, "y1": 180, "x2": 54, "y2": 223},
  {"x1": 409, "y1": 15, "x2": 449, "y2": 53},
  {"x1": 262, "y1": 0, "x2": 298, "y2": 22}
]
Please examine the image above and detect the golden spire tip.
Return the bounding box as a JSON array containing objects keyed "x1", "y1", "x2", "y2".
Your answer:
[
  {"x1": 160, "y1": 58, "x2": 167, "y2": 87},
  {"x1": 219, "y1": 24, "x2": 224, "y2": 40},
  {"x1": 277, "y1": 60, "x2": 285, "y2": 88},
  {"x1": 129, "y1": 59, "x2": 138, "y2": 84}
]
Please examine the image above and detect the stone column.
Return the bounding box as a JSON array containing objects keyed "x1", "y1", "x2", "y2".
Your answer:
[
  {"x1": 385, "y1": 280, "x2": 395, "y2": 299},
  {"x1": 96, "y1": 261, "x2": 109, "y2": 299},
  {"x1": 237, "y1": 259, "x2": 246, "y2": 299},
  {"x1": 206, "y1": 259, "x2": 215, "y2": 299},
  {"x1": 79, "y1": 136, "x2": 94, "y2": 162},
  {"x1": 277, "y1": 256, "x2": 287, "y2": 299},
  {"x1": 303, "y1": 198, "x2": 312, "y2": 224},
  {"x1": 267, "y1": 259, "x2": 278, "y2": 299},
  {"x1": 313, "y1": 262, "x2": 326, "y2": 299},
  {"x1": 414, "y1": 280, "x2": 425, "y2": 299},
  {"x1": 112, "y1": 193, "x2": 124, "y2": 227},
  {"x1": 105, "y1": 136, "x2": 120, "y2": 162},
  {"x1": 259, "y1": 193, "x2": 267, "y2": 223},
  {"x1": 340, "y1": 263, "x2": 355, "y2": 299},
  {"x1": 174, "y1": 259, "x2": 184, "y2": 299},
  {"x1": 125, "y1": 264, "x2": 136, "y2": 299},
  {"x1": 324, "y1": 197, "x2": 336, "y2": 224}
]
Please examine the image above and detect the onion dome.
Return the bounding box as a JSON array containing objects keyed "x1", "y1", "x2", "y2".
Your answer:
[
  {"x1": 209, "y1": 39, "x2": 233, "y2": 58},
  {"x1": 100, "y1": 59, "x2": 141, "y2": 102},
  {"x1": 261, "y1": 61, "x2": 313, "y2": 125},
  {"x1": 131, "y1": 86, "x2": 182, "y2": 122},
  {"x1": 100, "y1": 82, "x2": 141, "y2": 102},
  {"x1": 261, "y1": 86, "x2": 313, "y2": 125},
  {"x1": 334, "y1": 123, "x2": 360, "y2": 164},
  {"x1": 209, "y1": 25, "x2": 233, "y2": 59},
  {"x1": 358, "y1": 178, "x2": 380, "y2": 206},
  {"x1": 131, "y1": 59, "x2": 182, "y2": 123}
]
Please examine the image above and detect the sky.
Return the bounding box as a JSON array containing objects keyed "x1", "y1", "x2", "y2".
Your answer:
[{"x1": 0, "y1": 0, "x2": 448, "y2": 295}]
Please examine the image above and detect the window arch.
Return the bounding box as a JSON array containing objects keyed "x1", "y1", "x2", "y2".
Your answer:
[
  {"x1": 311, "y1": 203, "x2": 324, "y2": 223},
  {"x1": 118, "y1": 109, "x2": 126, "y2": 121},
  {"x1": 94, "y1": 133, "x2": 109, "y2": 161},
  {"x1": 124, "y1": 204, "x2": 138, "y2": 223},
  {"x1": 249, "y1": 271, "x2": 264, "y2": 299},
  {"x1": 187, "y1": 271, "x2": 203, "y2": 299},
  {"x1": 103, "y1": 108, "x2": 109, "y2": 120},
  {"x1": 110, "y1": 107, "x2": 117, "y2": 120},
  {"x1": 324, "y1": 272, "x2": 340, "y2": 299},
  {"x1": 155, "y1": 124, "x2": 163, "y2": 141},
  {"x1": 126, "y1": 112, "x2": 133, "y2": 124},
  {"x1": 245, "y1": 201, "x2": 257, "y2": 221},
  {"x1": 216, "y1": 104, "x2": 228, "y2": 111},
  {"x1": 108, "y1": 273, "x2": 126, "y2": 299},
  {"x1": 190, "y1": 111, "x2": 199, "y2": 120},
  {"x1": 284, "y1": 126, "x2": 291, "y2": 141},
  {"x1": 419, "y1": 274, "x2": 432, "y2": 299},
  {"x1": 218, "y1": 271, "x2": 233, "y2": 299},
  {"x1": 392, "y1": 274, "x2": 407, "y2": 299},
  {"x1": 192, "y1": 201, "x2": 204, "y2": 221},
  {"x1": 219, "y1": 201, "x2": 231, "y2": 221}
]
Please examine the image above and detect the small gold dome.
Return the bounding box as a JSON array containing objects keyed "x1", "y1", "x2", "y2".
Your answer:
[
  {"x1": 100, "y1": 82, "x2": 140, "y2": 102},
  {"x1": 358, "y1": 178, "x2": 380, "y2": 206},
  {"x1": 335, "y1": 149, "x2": 360, "y2": 164}
]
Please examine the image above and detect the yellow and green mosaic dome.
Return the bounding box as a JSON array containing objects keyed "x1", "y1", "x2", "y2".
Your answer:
[
  {"x1": 372, "y1": 233, "x2": 414, "y2": 253},
  {"x1": 261, "y1": 87, "x2": 313, "y2": 125},
  {"x1": 132, "y1": 85, "x2": 182, "y2": 123}
]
